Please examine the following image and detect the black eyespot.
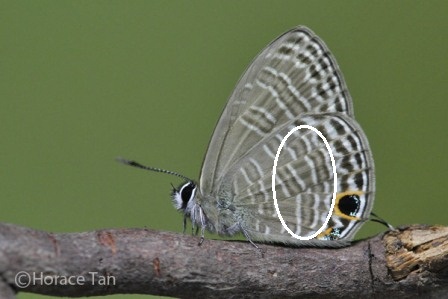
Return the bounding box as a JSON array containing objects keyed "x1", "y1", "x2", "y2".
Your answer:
[
  {"x1": 338, "y1": 194, "x2": 361, "y2": 217},
  {"x1": 179, "y1": 182, "x2": 196, "y2": 209}
]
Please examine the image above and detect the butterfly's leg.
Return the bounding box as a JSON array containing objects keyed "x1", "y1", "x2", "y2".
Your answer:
[
  {"x1": 183, "y1": 215, "x2": 187, "y2": 234},
  {"x1": 239, "y1": 223, "x2": 259, "y2": 249},
  {"x1": 198, "y1": 207, "x2": 206, "y2": 245},
  {"x1": 190, "y1": 208, "x2": 196, "y2": 235}
]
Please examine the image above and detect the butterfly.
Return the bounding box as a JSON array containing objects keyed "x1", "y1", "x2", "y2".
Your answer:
[{"x1": 119, "y1": 26, "x2": 376, "y2": 247}]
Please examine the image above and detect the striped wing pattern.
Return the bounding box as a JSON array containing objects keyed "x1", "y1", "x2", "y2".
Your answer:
[{"x1": 198, "y1": 26, "x2": 374, "y2": 246}]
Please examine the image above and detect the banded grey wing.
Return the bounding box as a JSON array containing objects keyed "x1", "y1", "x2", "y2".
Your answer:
[
  {"x1": 226, "y1": 113, "x2": 374, "y2": 245},
  {"x1": 200, "y1": 26, "x2": 354, "y2": 196},
  {"x1": 198, "y1": 26, "x2": 374, "y2": 245}
]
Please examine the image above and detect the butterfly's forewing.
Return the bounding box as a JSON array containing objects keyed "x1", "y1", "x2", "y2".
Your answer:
[
  {"x1": 201, "y1": 27, "x2": 353, "y2": 193},
  {"x1": 199, "y1": 26, "x2": 374, "y2": 245}
]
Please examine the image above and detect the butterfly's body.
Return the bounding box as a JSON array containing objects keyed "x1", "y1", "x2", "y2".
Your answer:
[{"x1": 120, "y1": 26, "x2": 375, "y2": 247}]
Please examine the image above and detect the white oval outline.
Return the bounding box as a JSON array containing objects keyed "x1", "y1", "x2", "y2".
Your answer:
[{"x1": 272, "y1": 125, "x2": 337, "y2": 240}]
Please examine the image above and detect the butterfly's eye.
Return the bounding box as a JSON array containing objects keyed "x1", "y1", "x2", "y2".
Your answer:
[
  {"x1": 180, "y1": 182, "x2": 196, "y2": 205},
  {"x1": 172, "y1": 181, "x2": 196, "y2": 211}
]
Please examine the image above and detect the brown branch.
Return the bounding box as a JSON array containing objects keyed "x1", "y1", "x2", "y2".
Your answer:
[{"x1": 0, "y1": 222, "x2": 447, "y2": 298}]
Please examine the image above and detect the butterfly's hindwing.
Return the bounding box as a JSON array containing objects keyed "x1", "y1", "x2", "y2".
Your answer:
[{"x1": 219, "y1": 113, "x2": 374, "y2": 244}]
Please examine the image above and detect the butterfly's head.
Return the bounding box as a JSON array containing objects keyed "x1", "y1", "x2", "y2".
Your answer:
[{"x1": 171, "y1": 181, "x2": 197, "y2": 215}]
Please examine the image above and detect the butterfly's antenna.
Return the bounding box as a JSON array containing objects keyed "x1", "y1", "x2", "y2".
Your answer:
[{"x1": 116, "y1": 157, "x2": 192, "y2": 182}]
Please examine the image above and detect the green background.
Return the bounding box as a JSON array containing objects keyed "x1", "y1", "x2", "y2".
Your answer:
[{"x1": 2, "y1": 1, "x2": 447, "y2": 298}]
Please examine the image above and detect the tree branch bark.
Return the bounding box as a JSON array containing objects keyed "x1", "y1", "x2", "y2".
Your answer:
[{"x1": 0, "y1": 222, "x2": 447, "y2": 298}]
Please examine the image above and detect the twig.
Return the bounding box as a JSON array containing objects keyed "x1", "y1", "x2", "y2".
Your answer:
[{"x1": 0, "y1": 223, "x2": 447, "y2": 298}]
